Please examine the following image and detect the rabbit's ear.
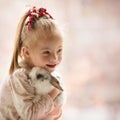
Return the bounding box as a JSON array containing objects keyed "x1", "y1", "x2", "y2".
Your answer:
[
  {"x1": 27, "y1": 75, "x2": 35, "y2": 87},
  {"x1": 50, "y1": 77, "x2": 63, "y2": 91},
  {"x1": 28, "y1": 79, "x2": 32, "y2": 86},
  {"x1": 27, "y1": 74, "x2": 31, "y2": 79}
]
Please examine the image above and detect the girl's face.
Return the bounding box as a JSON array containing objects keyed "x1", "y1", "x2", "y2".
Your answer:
[{"x1": 27, "y1": 37, "x2": 63, "y2": 73}]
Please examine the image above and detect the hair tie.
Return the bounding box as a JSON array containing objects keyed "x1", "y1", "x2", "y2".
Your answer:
[{"x1": 26, "y1": 6, "x2": 53, "y2": 30}]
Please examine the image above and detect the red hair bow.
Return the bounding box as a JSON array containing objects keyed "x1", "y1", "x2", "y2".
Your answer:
[{"x1": 27, "y1": 6, "x2": 53, "y2": 30}]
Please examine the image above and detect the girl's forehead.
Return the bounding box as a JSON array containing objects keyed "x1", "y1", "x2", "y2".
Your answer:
[
  {"x1": 30, "y1": 29, "x2": 63, "y2": 49},
  {"x1": 36, "y1": 37, "x2": 63, "y2": 49}
]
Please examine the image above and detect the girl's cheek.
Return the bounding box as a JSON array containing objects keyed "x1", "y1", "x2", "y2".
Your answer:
[
  {"x1": 59, "y1": 55, "x2": 62, "y2": 61},
  {"x1": 41, "y1": 57, "x2": 49, "y2": 62}
]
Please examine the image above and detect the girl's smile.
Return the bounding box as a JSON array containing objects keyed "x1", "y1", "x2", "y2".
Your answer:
[{"x1": 46, "y1": 64, "x2": 56, "y2": 68}]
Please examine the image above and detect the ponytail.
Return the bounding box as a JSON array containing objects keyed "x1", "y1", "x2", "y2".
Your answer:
[{"x1": 9, "y1": 12, "x2": 29, "y2": 75}]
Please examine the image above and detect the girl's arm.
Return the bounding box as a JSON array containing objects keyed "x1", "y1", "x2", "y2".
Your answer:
[
  {"x1": 48, "y1": 89, "x2": 63, "y2": 119},
  {"x1": 9, "y1": 68, "x2": 55, "y2": 120}
]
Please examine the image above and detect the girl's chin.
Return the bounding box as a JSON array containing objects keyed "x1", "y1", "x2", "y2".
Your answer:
[
  {"x1": 45, "y1": 66, "x2": 56, "y2": 72},
  {"x1": 47, "y1": 68, "x2": 55, "y2": 73}
]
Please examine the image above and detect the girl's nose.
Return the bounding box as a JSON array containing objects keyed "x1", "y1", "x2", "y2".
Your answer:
[{"x1": 50, "y1": 53, "x2": 58, "y2": 63}]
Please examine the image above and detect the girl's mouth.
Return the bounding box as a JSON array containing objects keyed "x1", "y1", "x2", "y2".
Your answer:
[{"x1": 46, "y1": 64, "x2": 56, "y2": 68}]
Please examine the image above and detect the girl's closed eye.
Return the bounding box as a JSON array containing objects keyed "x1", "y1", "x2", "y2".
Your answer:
[
  {"x1": 42, "y1": 51, "x2": 50, "y2": 56},
  {"x1": 57, "y1": 49, "x2": 62, "y2": 54}
]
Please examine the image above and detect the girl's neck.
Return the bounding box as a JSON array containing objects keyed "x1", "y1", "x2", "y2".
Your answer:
[{"x1": 20, "y1": 60, "x2": 33, "y2": 71}]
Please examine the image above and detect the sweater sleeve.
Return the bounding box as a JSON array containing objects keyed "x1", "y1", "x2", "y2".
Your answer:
[{"x1": 9, "y1": 68, "x2": 54, "y2": 120}]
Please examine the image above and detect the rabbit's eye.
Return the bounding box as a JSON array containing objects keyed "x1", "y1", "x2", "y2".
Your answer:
[{"x1": 36, "y1": 74, "x2": 44, "y2": 79}]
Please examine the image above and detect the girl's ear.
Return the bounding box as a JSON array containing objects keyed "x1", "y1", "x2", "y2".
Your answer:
[{"x1": 21, "y1": 47, "x2": 30, "y2": 58}]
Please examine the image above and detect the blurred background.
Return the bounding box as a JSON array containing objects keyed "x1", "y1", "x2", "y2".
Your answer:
[{"x1": 0, "y1": 0, "x2": 120, "y2": 120}]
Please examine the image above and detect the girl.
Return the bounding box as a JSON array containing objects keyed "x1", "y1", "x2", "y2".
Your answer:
[{"x1": 0, "y1": 6, "x2": 64, "y2": 120}]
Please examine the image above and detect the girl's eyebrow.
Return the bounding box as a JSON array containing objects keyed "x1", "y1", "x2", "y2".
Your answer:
[
  {"x1": 59, "y1": 45, "x2": 63, "y2": 48},
  {"x1": 57, "y1": 45, "x2": 63, "y2": 49},
  {"x1": 40, "y1": 46, "x2": 63, "y2": 51},
  {"x1": 40, "y1": 48, "x2": 49, "y2": 50}
]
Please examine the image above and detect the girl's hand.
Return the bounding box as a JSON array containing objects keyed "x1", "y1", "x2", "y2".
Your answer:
[
  {"x1": 48, "y1": 88, "x2": 60, "y2": 100},
  {"x1": 48, "y1": 103, "x2": 62, "y2": 119},
  {"x1": 48, "y1": 89, "x2": 62, "y2": 119}
]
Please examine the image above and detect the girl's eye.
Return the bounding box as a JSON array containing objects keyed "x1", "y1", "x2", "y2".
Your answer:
[
  {"x1": 57, "y1": 49, "x2": 62, "y2": 53},
  {"x1": 43, "y1": 51, "x2": 50, "y2": 55}
]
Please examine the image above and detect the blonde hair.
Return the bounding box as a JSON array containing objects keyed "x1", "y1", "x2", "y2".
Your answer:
[{"x1": 9, "y1": 8, "x2": 62, "y2": 75}]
